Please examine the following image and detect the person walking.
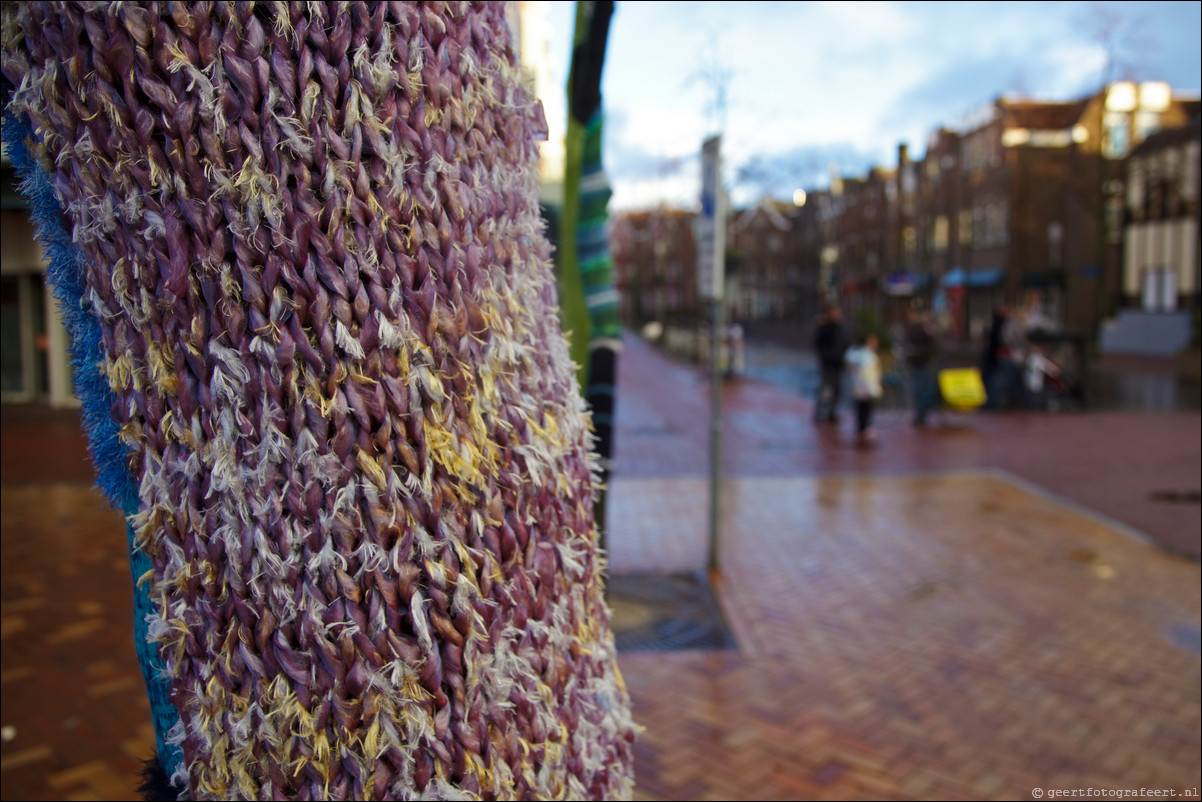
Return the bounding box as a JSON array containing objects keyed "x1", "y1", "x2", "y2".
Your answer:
[
  {"x1": 981, "y1": 304, "x2": 1010, "y2": 409},
  {"x1": 846, "y1": 332, "x2": 883, "y2": 446},
  {"x1": 904, "y1": 307, "x2": 939, "y2": 426},
  {"x1": 813, "y1": 304, "x2": 848, "y2": 424}
]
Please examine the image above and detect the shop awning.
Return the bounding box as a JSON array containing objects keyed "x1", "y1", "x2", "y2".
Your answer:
[
  {"x1": 882, "y1": 271, "x2": 931, "y2": 296},
  {"x1": 942, "y1": 267, "x2": 1003, "y2": 288}
]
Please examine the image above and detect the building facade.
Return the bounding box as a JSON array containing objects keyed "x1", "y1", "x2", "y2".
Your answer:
[
  {"x1": 609, "y1": 207, "x2": 700, "y2": 326},
  {"x1": 727, "y1": 199, "x2": 798, "y2": 322},
  {"x1": 1122, "y1": 116, "x2": 1201, "y2": 311},
  {"x1": 606, "y1": 85, "x2": 1200, "y2": 354},
  {"x1": 1096, "y1": 116, "x2": 1202, "y2": 356}
]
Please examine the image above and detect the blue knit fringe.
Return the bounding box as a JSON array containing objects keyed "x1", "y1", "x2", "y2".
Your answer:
[{"x1": 2, "y1": 107, "x2": 182, "y2": 778}]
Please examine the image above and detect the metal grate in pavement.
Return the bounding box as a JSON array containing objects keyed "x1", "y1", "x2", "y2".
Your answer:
[{"x1": 606, "y1": 572, "x2": 737, "y2": 653}]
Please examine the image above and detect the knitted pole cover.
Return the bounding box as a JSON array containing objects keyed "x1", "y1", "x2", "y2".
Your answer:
[{"x1": 1, "y1": 2, "x2": 636, "y2": 799}]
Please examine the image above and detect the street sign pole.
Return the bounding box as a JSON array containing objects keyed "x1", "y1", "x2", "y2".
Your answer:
[{"x1": 699, "y1": 136, "x2": 725, "y2": 574}]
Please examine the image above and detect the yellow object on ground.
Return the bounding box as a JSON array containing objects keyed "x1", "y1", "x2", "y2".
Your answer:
[{"x1": 939, "y1": 367, "x2": 988, "y2": 410}]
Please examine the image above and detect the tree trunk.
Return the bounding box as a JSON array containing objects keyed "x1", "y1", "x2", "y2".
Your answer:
[{"x1": 1, "y1": 3, "x2": 635, "y2": 798}]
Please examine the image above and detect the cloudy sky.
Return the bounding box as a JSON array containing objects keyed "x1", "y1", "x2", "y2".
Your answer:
[{"x1": 541, "y1": 1, "x2": 1202, "y2": 210}]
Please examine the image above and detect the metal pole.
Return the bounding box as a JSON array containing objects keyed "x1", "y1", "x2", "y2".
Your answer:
[
  {"x1": 708, "y1": 296, "x2": 723, "y2": 573},
  {"x1": 699, "y1": 135, "x2": 725, "y2": 576}
]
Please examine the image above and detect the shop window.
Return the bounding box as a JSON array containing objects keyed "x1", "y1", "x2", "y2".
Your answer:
[
  {"x1": 1142, "y1": 267, "x2": 1177, "y2": 312},
  {"x1": 0, "y1": 277, "x2": 23, "y2": 395},
  {"x1": 0, "y1": 273, "x2": 50, "y2": 401}
]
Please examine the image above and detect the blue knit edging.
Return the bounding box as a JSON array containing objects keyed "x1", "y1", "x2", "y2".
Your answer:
[
  {"x1": 1, "y1": 110, "x2": 137, "y2": 510},
  {"x1": 2, "y1": 107, "x2": 181, "y2": 776}
]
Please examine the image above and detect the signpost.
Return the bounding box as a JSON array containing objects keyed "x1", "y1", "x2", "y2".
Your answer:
[
  {"x1": 698, "y1": 136, "x2": 724, "y2": 302},
  {"x1": 699, "y1": 136, "x2": 725, "y2": 573}
]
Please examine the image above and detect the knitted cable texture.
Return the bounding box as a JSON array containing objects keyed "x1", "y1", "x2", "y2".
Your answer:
[
  {"x1": 1, "y1": 2, "x2": 636, "y2": 799},
  {"x1": 1, "y1": 101, "x2": 182, "y2": 775}
]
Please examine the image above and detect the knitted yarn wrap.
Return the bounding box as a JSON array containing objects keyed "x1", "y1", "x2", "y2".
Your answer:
[{"x1": 1, "y1": 2, "x2": 635, "y2": 799}]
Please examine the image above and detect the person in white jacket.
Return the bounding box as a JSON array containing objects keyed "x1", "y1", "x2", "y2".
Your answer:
[{"x1": 846, "y1": 333, "x2": 884, "y2": 445}]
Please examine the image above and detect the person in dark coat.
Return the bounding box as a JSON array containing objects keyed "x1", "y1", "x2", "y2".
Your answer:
[
  {"x1": 813, "y1": 304, "x2": 848, "y2": 424},
  {"x1": 980, "y1": 304, "x2": 1010, "y2": 409},
  {"x1": 904, "y1": 307, "x2": 939, "y2": 426}
]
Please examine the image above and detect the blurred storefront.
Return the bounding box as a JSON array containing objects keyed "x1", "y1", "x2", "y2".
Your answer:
[{"x1": 1, "y1": 158, "x2": 74, "y2": 407}]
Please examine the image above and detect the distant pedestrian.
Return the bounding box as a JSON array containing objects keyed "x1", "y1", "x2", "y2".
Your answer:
[
  {"x1": 996, "y1": 308, "x2": 1032, "y2": 409},
  {"x1": 846, "y1": 332, "x2": 883, "y2": 446},
  {"x1": 813, "y1": 304, "x2": 848, "y2": 424},
  {"x1": 981, "y1": 304, "x2": 1010, "y2": 408},
  {"x1": 904, "y1": 307, "x2": 939, "y2": 426}
]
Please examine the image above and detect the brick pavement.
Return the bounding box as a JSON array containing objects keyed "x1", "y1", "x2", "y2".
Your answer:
[
  {"x1": 606, "y1": 330, "x2": 1200, "y2": 801},
  {"x1": 1, "y1": 485, "x2": 154, "y2": 801},
  {"x1": 614, "y1": 330, "x2": 1201, "y2": 560},
  {"x1": 607, "y1": 474, "x2": 1200, "y2": 800},
  {"x1": 2, "y1": 329, "x2": 1200, "y2": 801}
]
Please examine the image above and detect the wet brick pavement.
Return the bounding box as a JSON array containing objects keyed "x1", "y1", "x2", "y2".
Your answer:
[
  {"x1": 1, "y1": 329, "x2": 1199, "y2": 800},
  {"x1": 616, "y1": 331, "x2": 1201, "y2": 560}
]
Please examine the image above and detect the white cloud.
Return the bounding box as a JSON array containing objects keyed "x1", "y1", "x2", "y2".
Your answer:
[
  {"x1": 611, "y1": 168, "x2": 701, "y2": 212},
  {"x1": 615, "y1": 103, "x2": 707, "y2": 161},
  {"x1": 542, "y1": 0, "x2": 1202, "y2": 210},
  {"x1": 1042, "y1": 42, "x2": 1110, "y2": 97}
]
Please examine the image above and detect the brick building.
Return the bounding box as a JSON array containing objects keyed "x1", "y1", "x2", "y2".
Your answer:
[
  {"x1": 727, "y1": 199, "x2": 799, "y2": 322},
  {"x1": 1122, "y1": 114, "x2": 1201, "y2": 309},
  {"x1": 608, "y1": 82, "x2": 1199, "y2": 351},
  {"x1": 1100, "y1": 115, "x2": 1201, "y2": 356},
  {"x1": 609, "y1": 207, "x2": 700, "y2": 326}
]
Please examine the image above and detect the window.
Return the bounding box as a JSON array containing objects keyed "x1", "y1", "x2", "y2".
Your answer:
[
  {"x1": 933, "y1": 215, "x2": 949, "y2": 252},
  {"x1": 1163, "y1": 147, "x2": 1181, "y2": 210},
  {"x1": 0, "y1": 274, "x2": 51, "y2": 401},
  {"x1": 1106, "y1": 196, "x2": 1124, "y2": 244},
  {"x1": 1183, "y1": 142, "x2": 1200, "y2": 203},
  {"x1": 972, "y1": 207, "x2": 986, "y2": 246},
  {"x1": 1104, "y1": 111, "x2": 1129, "y2": 159},
  {"x1": 1127, "y1": 158, "x2": 1146, "y2": 213},
  {"x1": 1046, "y1": 222, "x2": 1063, "y2": 266},
  {"x1": 1143, "y1": 268, "x2": 1177, "y2": 312},
  {"x1": 1134, "y1": 111, "x2": 1160, "y2": 146}
]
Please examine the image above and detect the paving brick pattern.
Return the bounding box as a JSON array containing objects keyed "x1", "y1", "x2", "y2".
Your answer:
[
  {"x1": 608, "y1": 474, "x2": 1201, "y2": 800},
  {"x1": 608, "y1": 332, "x2": 1199, "y2": 801},
  {"x1": 2, "y1": 329, "x2": 1200, "y2": 800},
  {"x1": 614, "y1": 332, "x2": 1201, "y2": 560},
  {"x1": 1, "y1": 486, "x2": 154, "y2": 801}
]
